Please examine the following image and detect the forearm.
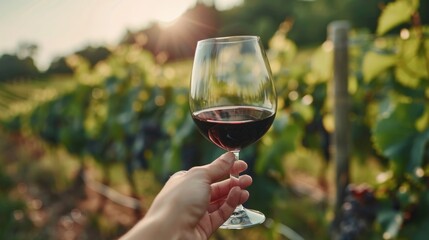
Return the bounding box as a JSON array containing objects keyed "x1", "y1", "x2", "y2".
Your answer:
[
  {"x1": 120, "y1": 201, "x2": 191, "y2": 240},
  {"x1": 120, "y1": 213, "x2": 179, "y2": 240}
]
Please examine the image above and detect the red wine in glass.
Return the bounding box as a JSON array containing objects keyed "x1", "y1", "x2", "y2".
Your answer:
[{"x1": 192, "y1": 106, "x2": 275, "y2": 152}]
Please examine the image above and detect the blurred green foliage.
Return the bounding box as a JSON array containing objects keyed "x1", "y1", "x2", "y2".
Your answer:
[{"x1": 0, "y1": 158, "x2": 38, "y2": 239}]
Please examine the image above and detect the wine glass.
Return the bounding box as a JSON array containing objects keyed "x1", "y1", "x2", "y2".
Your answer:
[{"x1": 189, "y1": 36, "x2": 277, "y2": 229}]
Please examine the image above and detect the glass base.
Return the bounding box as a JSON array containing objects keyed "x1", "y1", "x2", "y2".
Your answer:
[{"x1": 220, "y1": 207, "x2": 266, "y2": 229}]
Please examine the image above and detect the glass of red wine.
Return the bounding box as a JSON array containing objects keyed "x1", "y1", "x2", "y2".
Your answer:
[{"x1": 189, "y1": 36, "x2": 277, "y2": 229}]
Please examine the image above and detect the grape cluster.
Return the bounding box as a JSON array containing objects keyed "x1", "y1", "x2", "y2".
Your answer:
[{"x1": 337, "y1": 184, "x2": 377, "y2": 240}]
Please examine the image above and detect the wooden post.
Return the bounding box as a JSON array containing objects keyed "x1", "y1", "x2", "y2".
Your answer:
[{"x1": 329, "y1": 20, "x2": 350, "y2": 235}]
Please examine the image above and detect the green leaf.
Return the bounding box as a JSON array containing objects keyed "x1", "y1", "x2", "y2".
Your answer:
[
  {"x1": 409, "y1": 129, "x2": 429, "y2": 173},
  {"x1": 395, "y1": 64, "x2": 421, "y2": 88},
  {"x1": 372, "y1": 102, "x2": 425, "y2": 175},
  {"x1": 362, "y1": 51, "x2": 397, "y2": 82},
  {"x1": 395, "y1": 36, "x2": 428, "y2": 87},
  {"x1": 416, "y1": 106, "x2": 429, "y2": 131},
  {"x1": 376, "y1": 0, "x2": 416, "y2": 36},
  {"x1": 377, "y1": 210, "x2": 403, "y2": 239}
]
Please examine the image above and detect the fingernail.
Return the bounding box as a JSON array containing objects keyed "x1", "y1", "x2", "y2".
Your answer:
[
  {"x1": 224, "y1": 152, "x2": 235, "y2": 163},
  {"x1": 241, "y1": 190, "x2": 250, "y2": 202}
]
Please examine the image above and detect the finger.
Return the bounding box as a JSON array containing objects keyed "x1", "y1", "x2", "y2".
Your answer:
[
  {"x1": 208, "y1": 187, "x2": 250, "y2": 229},
  {"x1": 208, "y1": 189, "x2": 250, "y2": 213},
  {"x1": 230, "y1": 160, "x2": 247, "y2": 176},
  {"x1": 210, "y1": 175, "x2": 252, "y2": 202},
  {"x1": 207, "y1": 197, "x2": 226, "y2": 213},
  {"x1": 203, "y1": 152, "x2": 236, "y2": 183}
]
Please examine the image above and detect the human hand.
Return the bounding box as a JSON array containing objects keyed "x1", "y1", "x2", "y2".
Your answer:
[{"x1": 121, "y1": 152, "x2": 252, "y2": 240}]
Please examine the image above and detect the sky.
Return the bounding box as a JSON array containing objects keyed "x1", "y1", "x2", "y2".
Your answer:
[{"x1": 0, "y1": 0, "x2": 243, "y2": 70}]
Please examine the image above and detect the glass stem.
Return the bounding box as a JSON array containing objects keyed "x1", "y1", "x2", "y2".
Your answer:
[{"x1": 231, "y1": 150, "x2": 244, "y2": 212}]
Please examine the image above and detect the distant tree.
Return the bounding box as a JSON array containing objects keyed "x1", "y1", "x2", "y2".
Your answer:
[
  {"x1": 45, "y1": 46, "x2": 111, "y2": 76},
  {"x1": 120, "y1": 3, "x2": 221, "y2": 62},
  {"x1": 219, "y1": 0, "x2": 296, "y2": 47},
  {"x1": 0, "y1": 54, "x2": 39, "y2": 82},
  {"x1": 343, "y1": 0, "x2": 381, "y2": 32},
  {"x1": 289, "y1": 0, "x2": 339, "y2": 46},
  {"x1": 45, "y1": 56, "x2": 74, "y2": 75},
  {"x1": 75, "y1": 46, "x2": 111, "y2": 68}
]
